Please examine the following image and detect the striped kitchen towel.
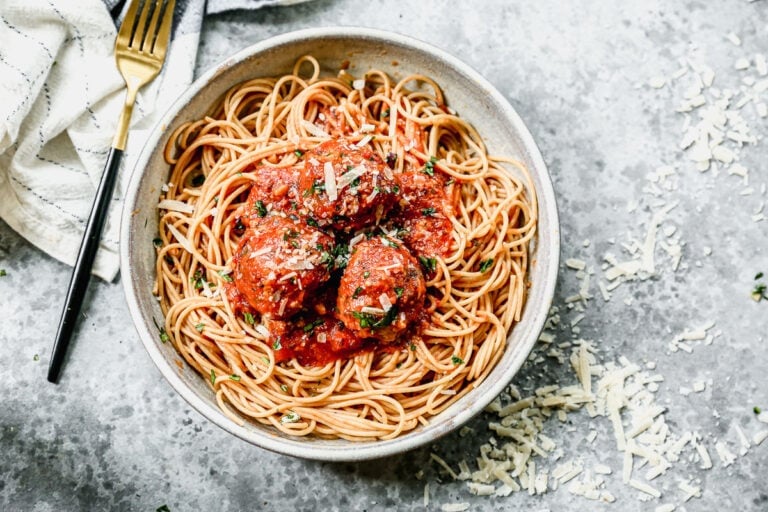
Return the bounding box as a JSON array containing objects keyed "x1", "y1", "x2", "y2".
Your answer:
[{"x1": 0, "y1": 0, "x2": 311, "y2": 281}]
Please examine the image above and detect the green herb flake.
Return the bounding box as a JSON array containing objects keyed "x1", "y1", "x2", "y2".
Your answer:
[
  {"x1": 33, "y1": 354, "x2": 39, "y2": 362},
  {"x1": 159, "y1": 327, "x2": 169, "y2": 344},
  {"x1": 381, "y1": 108, "x2": 390, "y2": 118},
  {"x1": 294, "y1": 150, "x2": 303, "y2": 158},
  {"x1": 217, "y1": 270, "x2": 233, "y2": 283},
  {"x1": 195, "y1": 323, "x2": 205, "y2": 333},
  {"x1": 0, "y1": 269, "x2": 5, "y2": 277},
  {"x1": 152, "y1": 238, "x2": 163, "y2": 248},
  {"x1": 363, "y1": 271, "x2": 371, "y2": 279},
  {"x1": 272, "y1": 337, "x2": 283, "y2": 350},
  {"x1": 351, "y1": 306, "x2": 398, "y2": 330},
  {"x1": 394, "y1": 287, "x2": 404, "y2": 298},
  {"x1": 254, "y1": 200, "x2": 267, "y2": 217},
  {"x1": 421, "y1": 207, "x2": 436, "y2": 216},
  {"x1": 479, "y1": 258, "x2": 494, "y2": 273},
  {"x1": 307, "y1": 216, "x2": 319, "y2": 228},
  {"x1": 352, "y1": 286, "x2": 364, "y2": 299},
  {"x1": 230, "y1": 374, "x2": 241, "y2": 382},
  {"x1": 451, "y1": 355, "x2": 464, "y2": 365},
  {"x1": 756, "y1": 272, "x2": 764, "y2": 280},
  {"x1": 423, "y1": 156, "x2": 438, "y2": 176},
  {"x1": 409, "y1": 343, "x2": 417, "y2": 351},
  {"x1": 752, "y1": 283, "x2": 767, "y2": 302},
  {"x1": 754, "y1": 406, "x2": 762, "y2": 414},
  {"x1": 210, "y1": 369, "x2": 216, "y2": 385},
  {"x1": 280, "y1": 411, "x2": 301, "y2": 424},
  {"x1": 381, "y1": 237, "x2": 399, "y2": 248},
  {"x1": 243, "y1": 312, "x2": 255, "y2": 325},
  {"x1": 419, "y1": 256, "x2": 437, "y2": 273},
  {"x1": 190, "y1": 270, "x2": 205, "y2": 290},
  {"x1": 156, "y1": 506, "x2": 171, "y2": 512},
  {"x1": 303, "y1": 319, "x2": 324, "y2": 334},
  {"x1": 280, "y1": 384, "x2": 289, "y2": 393},
  {"x1": 261, "y1": 356, "x2": 270, "y2": 364}
]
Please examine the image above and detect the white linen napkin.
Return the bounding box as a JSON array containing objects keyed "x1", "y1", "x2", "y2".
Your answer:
[{"x1": 0, "y1": 0, "x2": 309, "y2": 281}]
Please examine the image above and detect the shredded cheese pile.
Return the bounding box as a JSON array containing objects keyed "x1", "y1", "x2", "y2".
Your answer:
[{"x1": 424, "y1": 29, "x2": 768, "y2": 511}]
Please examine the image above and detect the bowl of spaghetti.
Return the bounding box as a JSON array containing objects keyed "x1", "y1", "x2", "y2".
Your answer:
[{"x1": 121, "y1": 27, "x2": 559, "y2": 461}]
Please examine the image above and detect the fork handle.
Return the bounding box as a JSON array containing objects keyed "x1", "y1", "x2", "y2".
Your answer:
[{"x1": 47, "y1": 146, "x2": 124, "y2": 383}]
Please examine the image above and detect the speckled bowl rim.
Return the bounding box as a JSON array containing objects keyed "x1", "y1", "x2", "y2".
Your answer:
[{"x1": 120, "y1": 27, "x2": 560, "y2": 461}]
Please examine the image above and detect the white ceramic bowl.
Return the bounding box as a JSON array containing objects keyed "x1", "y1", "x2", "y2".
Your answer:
[{"x1": 120, "y1": 27, "x2": 559, "y2": 461}]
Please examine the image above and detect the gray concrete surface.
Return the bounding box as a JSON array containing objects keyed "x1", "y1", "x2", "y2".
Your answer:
[{"x1": 2, "y1": 1, "x2": 767, "y2": 510}]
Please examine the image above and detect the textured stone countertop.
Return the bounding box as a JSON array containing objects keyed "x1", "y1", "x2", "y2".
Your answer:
[{"x1": 2, "y1": 1, "x2": 767, "y2": 511}]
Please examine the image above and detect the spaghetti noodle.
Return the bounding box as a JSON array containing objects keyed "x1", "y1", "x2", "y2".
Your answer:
[{"x1": 154, "y1": 56, "x2": 537, "y2": 440}]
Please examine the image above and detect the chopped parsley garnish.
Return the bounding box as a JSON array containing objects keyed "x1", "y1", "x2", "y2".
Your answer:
[
  {"x1": 451, "y1": 355, "x2": 464, "y2": 365},
  {"x1": 479, "y1": 258, "x2": 494, "y2": 273},
  {"x1": 33, "y1": 354, "x2": 39, "y2": 362},
  {"x1": 752, "y1": 283, "x2": 767, "y2": 302},
  {"x1": 381, "y1": 108, "x2": 390, "y2": 118},
  {"x1": 272, "y1": 337, "x2": 283, "y2": 350},
  {"x1": 294, "y1": 150, "x2": 303, "y2": 158},
  {"x1": 280, "y1": 411, "x2": 301, "y2": 424},
  {"x1": 421, "y1": 207, "x2": 436, "y2": 216},
  {"x1": 230, "y1": 374, "x2": 241, "y2": 382},
  {"x1": 190, "y1": 270, "x2": 205, "y2": 290},
  {"x1": 363, "y1": 271, "x2": 371, "y2": 278},
  {"x1": 233, "y1": 217, "x2": 245, "y2": 235},
  {"x1": 283, "y1": 229, "x2": 300, "y2": 241},
  {"x1": 156, "y1": 506, "x2": 171, "y2": 512},
  {"x1": 392, "y1": 184, "x2": 400, "y2": 194},
  {"x1": 195, "y1": 323, "x2": 205, "y2": 333},
  {"x1": 419, "y1": 256, "x2": 437, "y2": 273},
  {"x1": 303, "y1": 318, "x2": 325, "y2": 334},
  {"x1": 352, "y1": 286, "x2": 364, "y2": 299},
  {"x1": 754, "y1": 406, "x2": 762, "y2": 414},
  {"x1": 243, "y1": 311, "x2": 255, "y2": 325},
  {"x1": 381, "y1": 237, "x2": 399, "y2": 248},
  {"x1": 394, "y1": 287, "x2": 404, "y2": 298},
  {"x1": 210, "y1": 369, "x2": 216, "y2": 385},
  {"x1": 423, "y1": 156, "x2": 438, "y2": 176},
  {"x1": 409, "y1": 343, "x2": 416, "y2": 351},
  {"x1": 350, "y1": 177, "x2": 361, "y2": 188},
  {"x1": 190, "y1": 174, "x2": 205, "y2": 187},
  {"x1": 280, "y1": 384, "x2": 289, "y2": 393},
  {"x1": 254, "y1": 200, "x2": 267, "y2": 217},
  {"x1": 307, "y1": 216, "x2": 319, "y2": 228},
  {"x1": 351, "y1": 306, "x2": 398, "y2": 329},
  {"x1": 152, "y1": 238, "x2": 163, "y2": 248},
  {"x1": 304, "y1": 179, "x2": 326, "y2": 197},
  {"x1": 756, "y1": 272, "x2": 764, "y2": 280},
  {"x1": 153, "y1": 318, "x2": 169, "y2": 343},
  {"x1": 217, "y1": 270, "x2": 233, "y2": 283}
]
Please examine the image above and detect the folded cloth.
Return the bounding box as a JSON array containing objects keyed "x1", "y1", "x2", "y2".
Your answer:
[{"x1": 0, "y1": 0, "x2": 309, "y2": 281}]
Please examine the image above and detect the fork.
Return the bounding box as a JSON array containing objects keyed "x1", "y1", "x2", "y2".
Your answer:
[{"x1": 47, "y1": 0, "x2": 176, "y2": 383}]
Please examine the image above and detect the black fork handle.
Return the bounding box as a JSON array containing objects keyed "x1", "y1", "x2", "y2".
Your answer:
[{"x1": 47, "y1": 147, "x2": 123, "y2": 383}]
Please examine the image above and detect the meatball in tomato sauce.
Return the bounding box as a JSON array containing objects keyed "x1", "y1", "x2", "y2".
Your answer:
[
  {"x1": 392, "y1": 170, "x2": 455, "y2": 259},
  {"x1": 233, "y1": 215, "x2": 335, "y2": 319},
  {"x1": 244, "y1": 165, "x2": 301, "y2": 224},
  {"x1": 337, "y1": 237, "x2": 426, "y2": 343},
  {"x1": 299, "y1": 139, "x2": 397, "y2": 233}
]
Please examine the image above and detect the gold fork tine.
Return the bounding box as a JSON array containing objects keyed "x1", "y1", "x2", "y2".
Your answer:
[
  {"x1": 47, "y1": 0, "x2": 175, "y2": 383},
  {"x1": 115, "y1": 0, "x2": 140, "y2": 48},
  {"x1": 130, "y1": 1, "x2": 152, "y2": 50},
  {"x1": 151, "y1": 0, "x2": 175, "y2": 59},
  {"x1": 141, "y1": 1, "x2": 164, "y2": 54}
]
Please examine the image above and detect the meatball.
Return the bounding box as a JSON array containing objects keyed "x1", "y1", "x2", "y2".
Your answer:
[
  {"x1": 336, "y1": 237, "x2": 426, "y2": 342},
  {"x1": 233, "y1": 215, "x2": 335, "y2": 319},
  {"x1": 244, "y1": 165, "x2": 301, "y2": 224},
  {"x1": 299, "y1": 139, "x2": 397, "y2": 233},
  {"x1": 392, "y1": 170, "x2": 455, "y2": 258}
]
